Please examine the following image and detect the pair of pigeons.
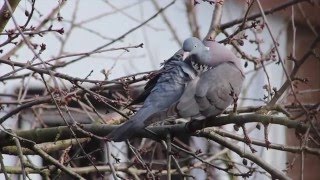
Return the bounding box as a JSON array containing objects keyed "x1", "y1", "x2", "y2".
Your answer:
[{"x1": 108, "y1": 37, "x2": 245, "y2": 142}]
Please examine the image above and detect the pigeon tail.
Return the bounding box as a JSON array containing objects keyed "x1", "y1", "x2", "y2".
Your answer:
[
  {"x1": 107, "y1": 119, "x2": 143, "y2": 142},
  {"x1": 107, "y1": 106, "x2": 156, "y2": 142}
]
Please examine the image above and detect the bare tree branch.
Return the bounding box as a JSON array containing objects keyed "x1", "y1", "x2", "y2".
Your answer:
[
  {"x1": 205, "y1": 0, "x2": 224, "y2": 40},
  {"x1": 0, "y1": 0, "x2": 20, "y2": 33}
]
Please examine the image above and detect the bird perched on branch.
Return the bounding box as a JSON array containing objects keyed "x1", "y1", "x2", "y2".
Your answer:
[
  {"x1": 107, "y1": 49, "x2": 196, "y2": 142},
  {"x1": 107, "y1": 37, "x2": 244, "y2": 142}
]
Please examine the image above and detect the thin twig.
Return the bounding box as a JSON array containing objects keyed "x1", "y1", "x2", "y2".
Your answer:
[
  {"x1": 0, "y1": 152, "x2": 10, "y2": 180},
  {"x1": 13, "y1": 136, "x2": 26, "y2": 180},
  {"x1": 198, "y1": 130, "x2": 290, "y2": 180},
  {"x1": 60, "y1": 0, "x2": 176, "y2": 67},
  {"x1": 151, "y1": 0, "x2": 182, "y2": 46},
  {"x1": 31, "y1": 144, "x2": 85, "y2": 180},
  {"x1": 106, "y1": 142, "x2": 119, "y2": 180},
  {"x1": 220, "y1": 0, "x2": 308, "y2": 30},
  {"x1": 167, "y1": 133, "x2": 172, "y2": 180}
]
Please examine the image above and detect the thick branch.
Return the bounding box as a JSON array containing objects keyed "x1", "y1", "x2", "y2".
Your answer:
[
  {"x1": 0, "y1": 114, "x2": 311, "y2": 146},
  {"x1": 0, "y1": 0, "x2": 20, "y2": 33},
  {"x1": 205, "y1": 0, "x2": 224, "y2": 40},
  {"x1": 1, "y1": 138, "x2": 90, "y2": 155}
]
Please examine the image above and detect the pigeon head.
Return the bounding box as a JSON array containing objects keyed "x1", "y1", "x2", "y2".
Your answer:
[
  {"x1": 182, "y1": 37, "x2": 205, "y2": 52},
  {"x1": 182, "y1": 37, "x2": 212, "y2": 73},
  {"x1": 182, "y1": 37, "x2": 243, "y2": 74}
]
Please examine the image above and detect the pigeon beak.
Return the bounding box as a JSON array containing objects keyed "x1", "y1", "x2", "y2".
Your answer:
[{"x1": 183, "y1": 52, "x2": 190, "y2": 60}]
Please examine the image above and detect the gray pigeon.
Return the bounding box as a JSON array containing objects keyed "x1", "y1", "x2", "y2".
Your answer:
[
  {"x1": 107, "y1": 49, "x2": 196, "y2": 142},
  {"x1": 175, "y1": 37, "x2": 245, "y2": 119}
]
